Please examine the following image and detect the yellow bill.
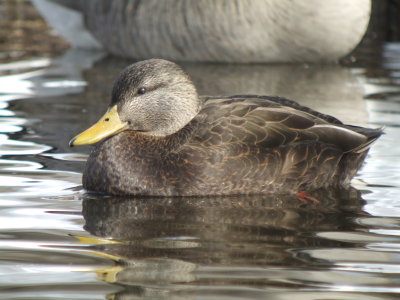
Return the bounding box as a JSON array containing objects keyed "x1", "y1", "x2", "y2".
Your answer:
[{"x1": 69, "y1": 105, "x2": 128, "y2": 147}]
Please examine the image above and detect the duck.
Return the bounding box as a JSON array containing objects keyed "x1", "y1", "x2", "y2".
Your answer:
[
  {"x1": 33, "y1": 0, "x2": 371, "y2": 63},
  {"x1": 69, "y1": 59, "x2": 382, "y2": 196}
]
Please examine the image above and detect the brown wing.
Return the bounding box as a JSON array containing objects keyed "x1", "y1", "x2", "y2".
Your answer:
[
  {"x1": 189, "y1": 96, "x2": 374, "y2": 152},
  {"x1": 166, "y1": 96, "x2": 382, "y2": 194}
]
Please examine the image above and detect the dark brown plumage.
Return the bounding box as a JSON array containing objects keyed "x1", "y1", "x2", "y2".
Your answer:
[{"x1": 70, "y1": 59, "x2": 382, "y2": 196}]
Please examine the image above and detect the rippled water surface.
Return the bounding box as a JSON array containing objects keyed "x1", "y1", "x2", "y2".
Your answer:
[{"x1": 1, "y1": 26, "x2": 400, "y2": 300}]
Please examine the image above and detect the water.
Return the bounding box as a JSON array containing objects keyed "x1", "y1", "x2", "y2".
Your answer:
[{"x1": 1, "y1": 12, "x2": 400, "y2": 300}]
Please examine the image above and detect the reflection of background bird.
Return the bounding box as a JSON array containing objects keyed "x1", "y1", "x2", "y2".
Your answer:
[
  {"x1": 32, "y1": 0, "x2": 371, "y2": 62},
  {"x1": 8, "y1": 49, "x2": 370, "y2": 159},
  {"x1": 77, "y1": 56, "x2": 370, "y2": 125}
]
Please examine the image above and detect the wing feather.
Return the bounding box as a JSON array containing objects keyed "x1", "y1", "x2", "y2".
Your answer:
[{"x1": 188, "y1": 96, "x2": 382, "y2": 154}]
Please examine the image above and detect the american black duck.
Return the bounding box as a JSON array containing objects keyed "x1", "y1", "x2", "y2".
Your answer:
[{"x1": 70, "y1": 59, "x2": 382, "y2": 196}]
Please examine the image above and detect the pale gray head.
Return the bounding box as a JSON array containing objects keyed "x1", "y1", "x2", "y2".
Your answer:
[{"x1": 111, "y1": 59, "x2": 200, "y2": 136}]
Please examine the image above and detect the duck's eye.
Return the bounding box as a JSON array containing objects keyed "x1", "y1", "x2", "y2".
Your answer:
[{"x1": 137, "y1": 87, "x2": 147, "y2": 95}]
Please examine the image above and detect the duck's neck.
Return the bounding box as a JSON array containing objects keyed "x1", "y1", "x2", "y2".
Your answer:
[{"x1": 100, "y1": 119, "x2": 197, "y2": 156}]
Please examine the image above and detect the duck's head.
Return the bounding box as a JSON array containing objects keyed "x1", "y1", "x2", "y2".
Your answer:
[{"x1": 69, "y1": 59, "x2": 200, "y2": 147}]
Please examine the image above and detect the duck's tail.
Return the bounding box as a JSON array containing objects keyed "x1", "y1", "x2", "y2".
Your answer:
[
  {"x1": 338, "y1": 126, "x2": 383, "y2": 185},
  {"x1": 346, "y1": 126, "x2": 384, "y2": 154}
]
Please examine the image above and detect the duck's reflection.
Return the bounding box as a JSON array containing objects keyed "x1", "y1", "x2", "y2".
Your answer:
[{"x1": 81, "y1": 188, "x2": 367, "y2": 297}]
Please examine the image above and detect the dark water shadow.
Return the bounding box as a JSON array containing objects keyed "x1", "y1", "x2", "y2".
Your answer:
[{"x1": 81, "y1": 188, "x2": 368, "y2": 298}]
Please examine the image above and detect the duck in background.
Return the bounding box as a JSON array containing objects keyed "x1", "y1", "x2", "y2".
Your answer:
[{"x1": 32, "y1": 0, "x2": 371, "y2": 63}]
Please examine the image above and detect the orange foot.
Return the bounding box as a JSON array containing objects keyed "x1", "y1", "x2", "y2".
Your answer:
[{"x1": 296, "y1": 191, "x2": 320, "y2": 204}]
